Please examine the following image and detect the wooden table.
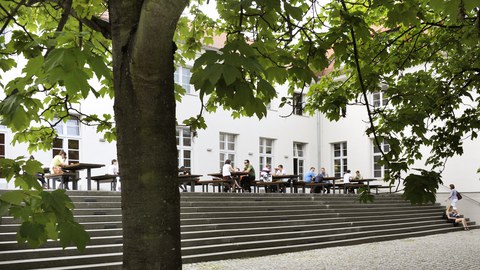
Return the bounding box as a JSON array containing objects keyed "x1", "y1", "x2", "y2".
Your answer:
[
  {"x1": 62, "y1": 163, "x2": 105, "y2": 190},
  {"x1": 314, "y1": 177, "x2": 341, "y2": 194},
  {"x1": 350, "y1": 178, "x2": 376, "y2": 193},
  {"x1": 208, "y1": 172, "x2": 248, "y2": 192},
  {"x1": 178, "y1": 174, "x2": 202, "y2": 192}
]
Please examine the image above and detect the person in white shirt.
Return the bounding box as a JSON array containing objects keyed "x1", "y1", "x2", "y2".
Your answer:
[
  {"x1": 222, "y1": 159, "x2": 240, "y2": 192},
  {"x1": 343, "y1": 169, "x2": 354, "y2": 194},
  {"x1": 107, "y1": 159, "x2": 120, "y2": 191},
  {"x1": 274, "y1": 164, "x2": 286, "y2": 176}
]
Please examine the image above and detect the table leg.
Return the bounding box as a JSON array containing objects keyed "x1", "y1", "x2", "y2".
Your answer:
[{"x1": 87, "y1": 169, "x2": 92, "y2": 191}]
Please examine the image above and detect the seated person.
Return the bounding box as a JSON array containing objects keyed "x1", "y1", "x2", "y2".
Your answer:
[
  {"x1": 222, "y1": 160, "x2": 240, "y2": 192},
  {"x1": 304, "y1": 167, "x2": 316, "y2": 183},
  {"x1": 50, "y1": 150, "x2": 70, "y2": 189},
  {"x1": 445, "y1": 205, "x2": 469, "y2": 230},
  {"x1": 260, "y1": 164, "x2": 274, "y2": 192},
  {"x1": 314, "y1": 167, "x2": 330, "y2": 194},
  {"x1": 240, "y1": 160, "x2": 255, "y2": 192}
]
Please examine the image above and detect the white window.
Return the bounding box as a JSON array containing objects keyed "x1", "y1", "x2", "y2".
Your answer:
[
  {"x1": 333, "y1": 142, "x2": 347, "y2": 177},
  {"x1": 174, "y1": 66, "x2": 193, "y2": 94},
  {"x1": 177, "y1": 127, "x2": 192, "y2": 169},
  {"x1": 373, "y1": 139, "x2": 390, "y2": 178},
  {"x1": 372, "y1": 85, "x2": 388, "y2": 107},
  {"x1": 259, "y1": 138, "x2": 274, "y2": 172},
  {"x1": 293, "y1": 142, "x2": 305, "y2": 178},
  {"x1": 293, "y1": 93, "x2": 304, "y2": 116},
  {"x1": 220, "y1": 132, "x2": 237, "y2": 170},
  {"x1": 53, "y1": 117, "x2": 80, "y2": 164}
]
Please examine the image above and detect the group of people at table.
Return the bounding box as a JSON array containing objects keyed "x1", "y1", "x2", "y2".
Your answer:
[
  {"x1": 35, "y1": 149, "x2": 119, "y2": 190},
  {"x1": 220, "y1": 159, "x2": 365, "y2": 194},
  {"x1": 221, "y1": 159, "x2": 289, "y2": 193},
  {"x1": 303, "y1": 166, "x2": 364, "y2": 194}
]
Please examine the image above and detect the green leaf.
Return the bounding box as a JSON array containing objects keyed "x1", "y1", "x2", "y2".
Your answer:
[
  {"x1": 222, "y1": 65, "x2": 241, "y2": 86},
  {"x1": 0, "y1": 190, "x2": 28, "y2": 205},
  {"x1": 58, "y1": 221, "x2": 90, "y2": 251},
  {"x1": 284, "y1": 3, "x2": 303, "y2": 21}
]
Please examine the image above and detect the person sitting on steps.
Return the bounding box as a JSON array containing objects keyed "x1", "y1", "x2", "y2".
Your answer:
[{"x1": 445, "y1": 205, "x2": 469, "y2": 231}]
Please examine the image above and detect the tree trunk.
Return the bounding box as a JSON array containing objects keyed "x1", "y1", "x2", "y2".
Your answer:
[{"x1": 109, "y1": 1, "x2": 188, "y2": 269}]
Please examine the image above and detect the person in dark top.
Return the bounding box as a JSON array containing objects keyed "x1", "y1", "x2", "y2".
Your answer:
[{"x1": 240, "y1": 159, "x2": 255, "y2": 192}]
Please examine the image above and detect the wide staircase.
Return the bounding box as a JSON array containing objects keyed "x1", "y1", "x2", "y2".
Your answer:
[{"x1": 0, "y1": 190, "x2": 476, "y2": 269}]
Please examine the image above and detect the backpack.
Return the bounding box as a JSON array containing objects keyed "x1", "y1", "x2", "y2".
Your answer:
[{"x1": 457, "y1": 191, "x2": 462, "y2": 200}]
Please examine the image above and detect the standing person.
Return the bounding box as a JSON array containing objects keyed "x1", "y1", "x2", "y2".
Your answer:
[
  {"x1": 107, "y1": 159, "x2": 120, "y2": 191},
  {"x1": 240, "y1": 159, "x2": 255, "y2": 192},
  {"x1": 343, "y1": 169, "x2": 354, "y2": 194},
  {"x1": 222, "y1": 159, "x2": 240, "y2": 192},
  {"x1": 50, "y1": 150, "x2": 69, "y2": 189},
  {"x1": 446, "y1": 184, "x2": 460, "y2": 217}
]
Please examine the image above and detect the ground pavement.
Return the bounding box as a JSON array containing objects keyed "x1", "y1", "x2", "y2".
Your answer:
[{"x1": 184, "y1": 229, "x2": 479, "y2": 270}]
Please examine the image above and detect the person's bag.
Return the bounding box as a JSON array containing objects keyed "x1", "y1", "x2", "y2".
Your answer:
[{"x1": 457, "y1": 192, "x2": 462, "y2": 200}]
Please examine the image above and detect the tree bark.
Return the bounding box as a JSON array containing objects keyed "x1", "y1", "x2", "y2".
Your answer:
[{"x1": 109, "y1": 1, "x2": 188, "y2": 269}]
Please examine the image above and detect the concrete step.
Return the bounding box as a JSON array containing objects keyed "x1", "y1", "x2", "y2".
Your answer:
[
  {"x1": 180, "y1": 208, "x2": 444, "y2": 225},
  {"x1": 0, "y1": 244, "x2": 122, "y2": 262},
  {"x1": 0, "y1": 235, "x2": 123, "y2": 251},
  {"x1": 181, "y1": 212, "x2": 443, "y2": 231},
  {"x1": 179, "y1": 207, "x2": 442, "y2": 219},
  {"x1": 179, "y1": 204, "x2": 442, "y2": 213},
  {"x1": 181, "y1": 222, "x2": 477, "y2": 256},
  {"x1": 0, "y1": 252, "x2": 123, "y2": 270},
  {"x1": 181, "y1": 225, "x2": 480, "y2": 263}
]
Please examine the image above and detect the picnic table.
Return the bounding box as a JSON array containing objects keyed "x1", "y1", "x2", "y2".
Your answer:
[
  {"x1": 178, "y1": 174, "x2": 202, "y2": 192},
  {"x1": 62, "y1": 163, "x2": 105, "y2": 190},
  {"x1": 208, "y1": 172, "x2": 248, "y2": 192}
]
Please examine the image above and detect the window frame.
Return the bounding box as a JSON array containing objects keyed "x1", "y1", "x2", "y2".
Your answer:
[
  {"x1": 174, "y1": 66, "x2": 193, "y2": 94},
  {"x1": 177, "y1": 126, "x2": 192, "y2": 169},
  {"x1": 372, "y1": 139, "x2": 390, "y2": 178},
  {"x1": 219, "y1": 132, "x2": 237, "y2": 170},
  {"x1": 332, "y1": 142, "x2": 348, "y2": 177},
  {"x1": 259, "y1": 137, "x2": 274, "y2": 172}
]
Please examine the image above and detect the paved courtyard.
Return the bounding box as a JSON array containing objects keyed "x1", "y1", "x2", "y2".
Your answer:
[{"x1": 184, "y1": 229, "x2": 480, "y2": 270}]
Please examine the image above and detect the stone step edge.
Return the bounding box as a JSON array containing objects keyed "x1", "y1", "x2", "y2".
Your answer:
[
  {"x1": 182, "y1": 223, "x2": 478, "y2": 250},
  {"x1": 182, "y1": 226, "x2": 478, "y2": 262}
]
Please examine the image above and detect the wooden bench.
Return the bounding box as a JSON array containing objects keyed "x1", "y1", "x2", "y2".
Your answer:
[
  {"x1": 369, "y1": 184, "x2": 393, "y2": 194},
  {"x1": 196, "y1": 179, "x2": 230, "y2": 192},
  {"x1": 303, "y1": 182, "x2": 328, "y2": 193},
  {"x1": 45, "y1": 172, "x2": 78, "y2": 190},
  {"x1": 254, "y1": 181, "x2": 285, "y2": 193},
  {"x1": 91, "y1": 174, "x2": 119, "y2": 191}
]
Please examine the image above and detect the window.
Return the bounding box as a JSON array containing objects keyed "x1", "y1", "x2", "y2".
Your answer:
[
  {"x1": 372, "y1": 85, "x2": 388, "y2": 107},
  {"x1": 176, "y1": 127, "x2": 192, "y2": 169},
  {"x1": 219, "y1": 132, "x2": 237, "y2": 170},
  {"x1": 53, "y1": 117, "x2": 80, "y2": 164},
  {"x1": 373, "y1": 139, "x2": 390, "y2": 178},
  {"x1": 293, "y1": 93, "x2": 304, "y2": 116},
  {"x1": 293, "y1": 142, "x2": 305, "y2": 178},
  {"x1": 333, "y1": 142, "x2": 347, "y2": 177},
  {"x1": 259, "y1": 138, "x2": 274, "y2": 172},
  {"x1": 174, "y1": 66, "x2": 193, "y2": 94}
]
